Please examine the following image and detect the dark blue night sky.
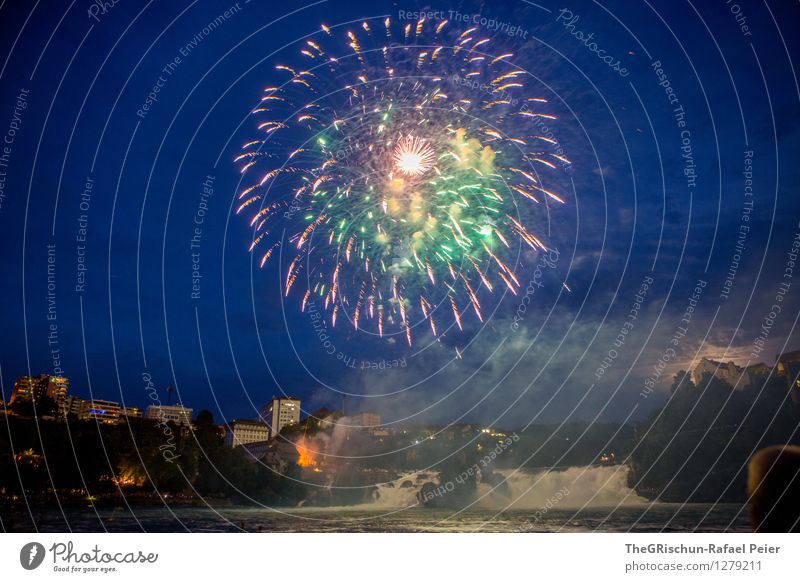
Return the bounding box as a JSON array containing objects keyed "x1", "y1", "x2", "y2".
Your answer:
[{"x1": 1, "y1": 0, "x2": 798, "y2": 430}]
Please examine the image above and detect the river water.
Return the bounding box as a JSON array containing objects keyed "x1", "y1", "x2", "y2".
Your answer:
[
  {"x1": 1, "y1": 466, "x2": 752, "y2": 532},
  {"x1": 3, "y1": 504, "x2": 750, "y2": 532}
]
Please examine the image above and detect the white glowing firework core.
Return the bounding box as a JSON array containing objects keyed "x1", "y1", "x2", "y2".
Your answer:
[{"x1": 392, "y1": 135, "x2": 436, "y2": 176}]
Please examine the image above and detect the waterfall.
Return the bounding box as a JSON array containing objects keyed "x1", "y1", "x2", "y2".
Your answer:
[
  {"x1": 363, "y1": 465, "x2": 645, "y2": 509},
  {"x1": 475, "y1": 465, "x2": 646, "y2": 509},
  {"x1": 365, "y1": 470, "x2": 437, "y2": 508}
]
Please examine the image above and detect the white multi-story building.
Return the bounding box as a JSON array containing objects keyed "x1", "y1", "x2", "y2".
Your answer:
[
  {"x1": 224, "y1": 419, "x2": 269, "y2": 448},
  {"x1": 145, "y1": 404, "x2": 193, "y2": 426},
  {"x1": 260, "y1": 397, "x2": 300, "y2": 439}
]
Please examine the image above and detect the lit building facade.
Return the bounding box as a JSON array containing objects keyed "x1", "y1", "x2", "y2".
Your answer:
[
  {"x1": 776, "y1": 350, "x2": 800, "y2": 402},
  {"x1": 63, "y1": 395, "x2": 84, "y2": 418},
  {"x1": 120, "y1": 406, "x2": 142, "y2": 419},
  {"x1": 62, "y1": 396, "x2": 140, "y2": 424},
  {"x1": 260, "y1": 397, "x2": 300, "y2": 439},
  {"x1": 145, "y1": 404, "x2": 193, "y2": 426},
  {"x1": 777, "y1": 350, "x2": 800, "y2": 382},
  {"x1": 224, "y1": 419, "x2": 269, "y2": 448},
  {"x1": 10, "y1": 375, "x2": 69, "y2": 415},
  {"x1": 78, "y1": 399, "x2": 121, "y2": 424}
]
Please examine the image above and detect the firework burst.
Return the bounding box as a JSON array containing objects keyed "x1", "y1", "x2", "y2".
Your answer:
[
  {"x1": 235, "y1": 17, "x2": 568, "y2": 345},
  {"x1": 393, "y1": 135, "x2": 437, "y2": 176}
]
